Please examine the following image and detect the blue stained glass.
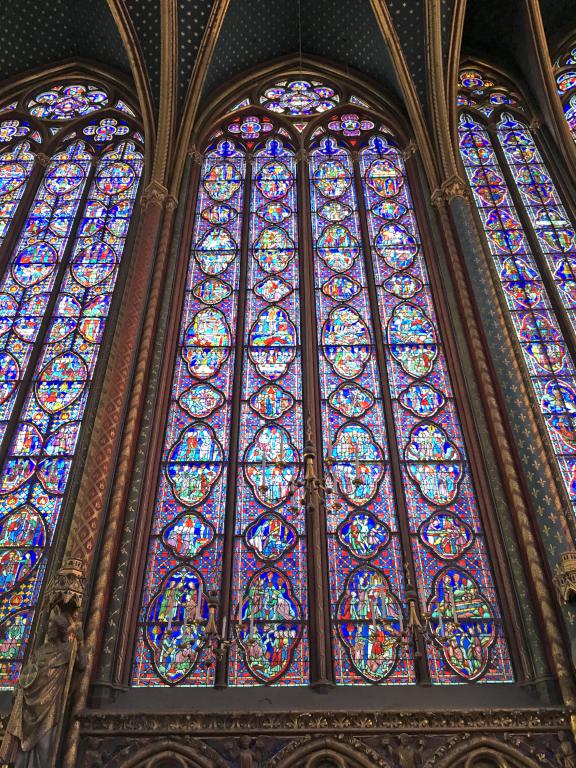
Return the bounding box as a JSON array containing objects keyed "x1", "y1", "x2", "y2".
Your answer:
[
  {"x1": 554, "y1": 41, "x2": 575, "y2": 141},
  {"x1": 132, "y1": 140, "x2": 246, "y2": 687},
  {"x1": 361, "y1": 134, "x2": 512, "y2": 684},
  {"x1": 309, "y1": 136, "x2": 414, "y2": 685},
  {"x1": 230, "y1": 137, "x2": 308, "y2": 686},
  {"x1": 0, "y1": 142, "x2": 92, "y2": 448},
  {"x1": 0, "y1": 139, "x2": 142, "y2": 686},
  {"x1": 0, "y1": 142, "x2": 35, "y2": 246},
  {"x1": 459, "y1": 111, "x2": 576, "y2": 534}
]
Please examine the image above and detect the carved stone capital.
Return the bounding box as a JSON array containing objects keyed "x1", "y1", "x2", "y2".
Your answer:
[
  {"x1": 188, "y1": 147, "x2": 204, "y2": 165},
  {"x1": 554, "y1": 551, "x2": 576, "y2": 603},
  {"x1": 401, "y1": 140, "x2": 417, "y2": 161},
  {"x1": 529, "y1": 117, "x2": 542, "y2": 132},
  {"x1": 140, "y1": 179, "x2": 169, "y2": 210},
  {"x1": 431, "y1": 175, "x2": 471, "y2": 206},
  {"x1": 35, "y1": 152, "x2": 51, "y2": 168},
  {"x1": 165, "y1": 194, "x2": 178, "y2": 212},
  {"x1": 48, "y1": 557, "x2": 86, "y2": 613}
]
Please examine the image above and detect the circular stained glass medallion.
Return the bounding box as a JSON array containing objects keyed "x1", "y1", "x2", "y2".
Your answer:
[
  {"x1": 313, "y1": 160, "x2": 351, "y2": 198},
  {"x1": 27, "y1": 83, "x2": 109, "y2": 120},
  {"x1": 255, "y1": 161, "x2": 293, "y2": 199},
  {"x1": 44, "y1": 162, "x2": 85, "y2": 195},
  {"x1": 203, "y1": 162, "x2": 241, "y2": 201},
  {"x1": 96, "y1": 161, "x2": 135, "y2": 195},
  {"x1": 0, "y1": 162, "x2": 27, "y2": 196}
]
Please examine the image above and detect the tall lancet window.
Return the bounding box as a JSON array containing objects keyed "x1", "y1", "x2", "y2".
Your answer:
[
  {"x1": 553, "y1": 38, "x2": 576, "y2": 142},
  {"x1": 132, "y1": 77, "x2": 513, "y2": 689},
  {"x1": 458, "y1": 65, "x2": 576, "y2": 523},
  {"x1": 0, "y1": 81, "x2": 143, "y2": 687}
]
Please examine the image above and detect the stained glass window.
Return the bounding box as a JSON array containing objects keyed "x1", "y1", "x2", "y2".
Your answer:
[
  {"x1": 0, "y1": 80, "x2": 143, "y2": 687},
  {"x1": 458, "y1": 66, "x2": 576, "y2": 520},
  {"x1": 554, "y1": 40, "x2": 576, "y2": 141},
  {"x1": 133, "y1": 78, "x2": 513, "y2": 689}
]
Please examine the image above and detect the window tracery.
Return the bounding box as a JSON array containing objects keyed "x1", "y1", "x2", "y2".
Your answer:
[
  {"x1": 132, "y1": 75, "x2": 512, "y2": 688},
  {"x1": 458, "y1": 65, "x2": 576, "y2": 522},
  {"x1": 554, "y1": 39, "x2": 576, "y2": 141},
  {"x1": 0, "y1": 78, "x2": 143, "y2": 687}
]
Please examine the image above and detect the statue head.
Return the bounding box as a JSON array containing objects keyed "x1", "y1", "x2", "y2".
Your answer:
[{"x1": 46, "y1": 611, "x2": 69, "y2": 644}]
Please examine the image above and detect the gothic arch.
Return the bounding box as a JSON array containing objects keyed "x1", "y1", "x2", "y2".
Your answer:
[
  {"x1": 103, "y1": 739, "x2": 228, "y2": 768},
  {"x1": 270, "y1": 736, "x2": 390, "y2": 768},
  {"x1": 425, "y1": 735, "x2": 554, "y2": 768}
]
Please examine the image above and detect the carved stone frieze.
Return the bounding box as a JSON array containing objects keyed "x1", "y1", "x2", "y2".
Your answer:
[
  {"x1": 78, "y1": 707, "x2": 571, "y2": 735},
  {"x1": 431, "y1": 175, "x2": 471, "y2": 206},
  {"x1": 73, "y1": 723, "x2": 573, "y2": 768},
  {"x1": 140, "y1": 179, "x2": 170, "y2": 209}
]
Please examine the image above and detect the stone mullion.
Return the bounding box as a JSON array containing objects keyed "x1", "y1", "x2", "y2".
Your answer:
[{"x1": 61, "y1": 182, "x2": 176, "y2": 767}]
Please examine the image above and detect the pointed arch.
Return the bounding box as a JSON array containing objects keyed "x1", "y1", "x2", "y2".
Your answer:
[
  {"x1": 456, "y1": 61, "x2": 576, "y2": 534},
  {"x1": 270, "y1": 736, "x2": 391, "y2": 768},
  {"x1": 128, "y1": 65, "x2": 514, "y2": 690},
  {"x1": 0, "y1": 68, "x2": 144, "y2": 687}
]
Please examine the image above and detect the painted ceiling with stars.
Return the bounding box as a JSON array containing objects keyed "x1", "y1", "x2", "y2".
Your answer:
[{"x1": 0, "y1": 0, "x2": 570, "y2": 120}]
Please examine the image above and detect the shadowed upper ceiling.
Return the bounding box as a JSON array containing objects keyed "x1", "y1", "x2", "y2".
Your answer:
[
  {"x1": 0, "y1": 0, "x2": 130, "y2": 85},
  {"x1": 0, "y1": 1, "x2": 573, "y2": 126},
  {"x1": 201, "y1": 0, "x2": 402, "y2": 107}
]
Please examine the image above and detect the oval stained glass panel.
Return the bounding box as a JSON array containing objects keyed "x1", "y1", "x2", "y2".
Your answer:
[
  {"x1": 375, "y1": 223, "x2": 418, "y2": 270},
  {"x1": 203, "y1": 162, "x2": 241, "y2": 201},
  {"x1": 420, "y1": 512, "x2": 473, "y2": 560},
  {"x1": 178, "y1": 383, "x2": 225, "y2": 418},
  {"x1": 321, "y1": 275, "x2": 361, "y2": 302},
  {"x1": 313, "y1": 160, "x2": 351, "y2": 198},
  {"x1": 332, "y1": 424, "x2": 384, "y2": 506},
  {"x1": 318, "y1": 201, "x2": 351, "y2": 222},
  {"x1": 317, "y1": 224, "x2": 359, "y2": 272},
  {"x1": 236, "y1": 568, "x2": 301, "y2": 683},
  {"x1": 95, "y1": 161, "x2": 135, "y2": 195},
  {"x1": 163, "y1": 512, "x2": 214, "y2": 559},
  {"x1": 253, "y1": 226, "x2": 294, "y2": 274},
  {"x1": 181, "y1": 308, "x2": 230, "y2": 380},
  {"x1": 248, "y1": 306, "x2": 296, "y2": 380},
  {"x1": 195, "y1": 227, "x2": 237, "y2": 276},
  {"x1": 383, "y1": 273, "x2": 422, "y2": 299},
  {"x1": 328, "y1": 382, "x2": 375, "y2": 418},
  {"x1": 322, "y1": 306, "x2": 371, "y2": 379},
  {"x1": 366, "y1": 158, "x2": 404, "y2": 198},
  {"x1": 257, "y1": 201, "x2": 292, "y2": 224},
  {"x1": 244, "y1": 425, "x2": 299, "y2": 506},
  {"x1": 44, "y1": 162, "x2": 84, "y2": 194},
  {"x1": 202, "y1": 204, "x2": 236, "y2": 225},
  {"x1": 255, "y1": 161, "x2": 293, "y2": 200},
  {"x1": 388, "y1": 303, "x2": 437, "y2": 377},
  {"x1": 166, "y1": 424, "x2": 223, "y2": 507},
  {"x1": 12, "y1": 243, "x2": 57, "y2": 287},
  {"x1": 254, "y1": 276, "x2": 292, "y2": 303},
  {"x1": 192, "y1": 278, "x2": 232, "y2": 306},
  {"x1": 244, "y1": 513, "x2": 297, "y2": 560},
  {"x1": 0, "y1": 163, "x2": 27, "y2": 196},
  {"x1": 405, "y1": 423, "x2": 463, "y2": 505},
  {"x1": 249, "y1": 383, "x2": 294, "y2": 420},
  {"x1": 70, "y1": 242, "x2": 116, "y2": 287},
  {"x1": 35, "y1": 352, "x2": 87, "y2": 414},
  {"x1": 145, "y1": 567, "x2": 208, "y2": 684},
  {"x1": 337, "y1": 568, "x2": 402, "y2": 682}
]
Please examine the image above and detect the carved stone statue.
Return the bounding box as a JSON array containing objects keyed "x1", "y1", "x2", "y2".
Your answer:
[
  {"x1": 1, "y1": 608, "x2": 85, "y2": 768},
  {"x1": 0, "y1": 559, "x2": 86, "y2": 768}
]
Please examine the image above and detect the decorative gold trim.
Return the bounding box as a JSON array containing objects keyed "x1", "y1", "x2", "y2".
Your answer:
[
  {"x1": 140, "y1": 179, "x2": 169, "y2": 210},
  {"x1": 431, "y1": 174, "x2": 471, "y2": 205},
  {"x1": 150, "y1": 0, "x2": 178, "y2": 186},
  {"x1": 170, "y1": 0, "x2": 233, "y2": 197},
  {"x1": 368, "y1": 0, "x2": 439, "y2": 190},
  {"x1": 523, "y1": 0, "x2": 576, "y2": 177},
  {"x1": 555, "y1": 552, "x2": 576, "y2": 604},
  {"x1": 77, "y1": 708, "x2": 571, "y2": 735},
  {"x1": 106, "y1": 0, "x2": 156, "y2": 180}
]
